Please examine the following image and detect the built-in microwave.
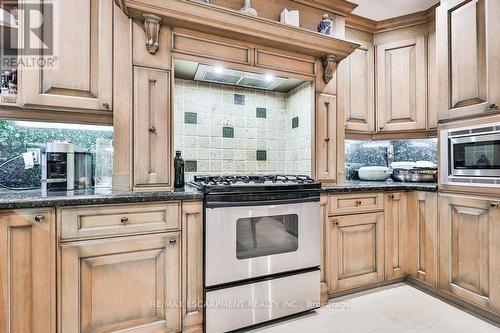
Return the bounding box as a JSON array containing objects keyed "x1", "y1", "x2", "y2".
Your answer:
[{"x1": 441, "y1": 123, "x2": 500, "y2": 185}]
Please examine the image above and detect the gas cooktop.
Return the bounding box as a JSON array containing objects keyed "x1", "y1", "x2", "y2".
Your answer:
[{"x1": 189, "y1": 175, "x2": 321, "y2": 194}]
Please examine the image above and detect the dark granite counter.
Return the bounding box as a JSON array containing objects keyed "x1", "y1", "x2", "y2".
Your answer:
[
  {"x1": 321, "y1": 180, "x2": 438, "y2": 193},
  {"x1": 0, "y1": 186, "x2": 203, "y2": 209}
]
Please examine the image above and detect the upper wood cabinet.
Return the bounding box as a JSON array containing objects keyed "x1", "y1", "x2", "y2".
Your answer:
[
  {"x1": 22, "y1": 0, "x2": 113, "y2": 112},
  {"x1": 384, "y1": 193, "x2": 408, "y2": 280},
  {"x1": 437, "y1": 0, "x2": 500, "y2": 121},
  {"x1": 376, "y1": 36, "x2": 427, "y2": 132},
  {"x1": 133, "y1": 67, "x2": 171, "y2": 189},
  {"x1": 438, "y1": 194, "x2": 500, "y2": 313},
  {"x1": 328, "y1": 212, "x2": 385, "y2": 293},
  {"x1": 315, "y1": 93, "x2": 337, "y2": 183},
  {"x1": 338, "y1": 42, "x2": 375, "y2": 133},
  {"x1": 60, "y1": 232, "x2": 181, "y2": 333},
  {"x1": 407, "y1": 192, "x2": 438, "y2": 287},
  {"x1": 0, "y1": 209, "x2": 55, "y2": 333}
]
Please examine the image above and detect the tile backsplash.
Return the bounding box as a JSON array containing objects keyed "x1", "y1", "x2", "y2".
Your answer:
[
  {"x1": 174, "y1": 79, "x2": 312, "y2": 180},
  {"x1": 345, "y1": 138, "x2": 438, "y2": 179},
  {"x1": 0, "y1": 120, "x2": 113, "y2": 189}
]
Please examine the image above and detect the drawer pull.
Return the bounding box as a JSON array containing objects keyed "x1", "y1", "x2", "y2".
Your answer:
[
  {"x1": 169, "y1": 238, "x2": 177, "y2": 245},
  {"x1": 388, "y1": 194, "x2": 394, "y2": 199},
  {"x1": 120, "y1": 217, "x2": 129, "y2": 225},
  {"x1": 355, "y1": 200, "x2": 362, "y2": 207},
  {"x1": 34, "y1": 215, "x2": 45, "y2": 224},
  {"x1": 491, "y1": 202, "x2": 499, "y2": 209},
  {"x1": 149, "y1": 126, "x2": 157, "y2": 134},
  {"x1": 489, "y1": 103, "x2": 499, "y2": 110},
  {"x1": 331, "y1": 219, "x2": 338, "y2": 225},
  {"x1": 102, "y1": 102, "x2": 110, "y2": 110}
]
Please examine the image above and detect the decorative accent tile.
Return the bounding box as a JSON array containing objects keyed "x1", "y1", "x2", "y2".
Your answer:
[
  {"x1": 292, "y1": 117, "x2": 299, "y2": 129},
  {"x1": 256, "y1": 107, "x2": 267, "y2": 118},
  {"x1": 234, "y1": 94, "x2": 246, "y2": 105},
  {"x1": 256, "y1": 150, "x2": 267, "y2": 161},
  {"x1": 222, "y1": 127, "x2": 234, "y2": 138},
  {"x1": 184, "y1": 112, "x2": 197, "y2": 124},
  {"x1": 185, "y1": 160, "x2": 198, "y2": 172}
]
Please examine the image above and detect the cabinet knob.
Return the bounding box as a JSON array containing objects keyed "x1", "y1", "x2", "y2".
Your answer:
[
  {"x1": 331, "y1": 219, "x2": 338, "y2": 225},
  {"x1": 33, "y1": 215, "x2": 45, "y2": 224},
  {"x1": 149, "y1": 126, "x2": 156, "y2": 133},
  {"x1": 120, "y1": 217, "x2": 129, "y2": 225},
  {"x1": 355, "y1": 200, "x2": 362, "y2": 206},
  {"x1": 379, "y1": 126, "x2": 384, "y2": 131},
  {"x1": 489, "y1": 103, "x2": 499, "y2": 110},
  {"x1": 102, "y1": 102, "x2": 110, "y2": 110},
  {"x1": 490, "y1": 202, "x2": 499, "y2": 209},
  {"x1": 389, "y1": 194, "x2": 394, "y2": 199},
  {"x1": 169, "y1": 238, "x2": 177, "y2": 245},
  {"x1": 325, "y1": 137, "x2": 330, "y2": 143}
]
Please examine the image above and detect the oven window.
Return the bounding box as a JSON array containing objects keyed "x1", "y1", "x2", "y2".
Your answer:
[
  {"x1": 453, "y1": 140, "x2": 500, "y2": 169},
  {"x1": 236, "y1": 214, "x2": 298, "y2": 260}
]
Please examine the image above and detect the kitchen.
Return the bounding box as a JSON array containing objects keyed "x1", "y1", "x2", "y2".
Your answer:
[{"x1": 0, "y1": 0, "x2": 499, "y2": 332}]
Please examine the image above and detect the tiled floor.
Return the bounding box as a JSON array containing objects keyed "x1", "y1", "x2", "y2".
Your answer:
[{"x1": 250, "y1": 284, "x2": 500, "y2": 333}]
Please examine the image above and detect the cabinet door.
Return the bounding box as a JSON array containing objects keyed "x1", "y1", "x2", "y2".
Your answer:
[
  {"x1": 22, "y1": 0, "x2": 113, "y2": 111},
  {"x1": 376, "y1": 37, "x2": 427, "y2": 132},
  {"x1": 437, "y1": 0, "x2": 500, "y2": 121},
  {"x1": 328, "y1": 212, "x2": 384, "y2": 293},
  {"x1": 384, "y1": 193, "x2": 407, "y2": 280},
  {"x1": 134, "y1": 67, "x2": 171, "y2": 188},
  {"x1": 60, "y1": 232, "x2": 181, "y2": 333},
  {"x1": 315, "y1": 93, "x2": 337, "y2": 183},
  {"x1": 407, "y1": 192, "x2": 438, "y2": 287},
  {"x1": 338, "y1": 43, "x2": 375, "y2": 133},
  {"x1": 0, "y1": 209, "x2": 55, "y2": 333},
  {"x1": 439, "y1": 194, "x2": 500, "y2": 313}
]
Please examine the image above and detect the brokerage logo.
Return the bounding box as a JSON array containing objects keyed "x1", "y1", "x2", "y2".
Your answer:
[{"x1": 1, "y1": 2, "x2": 57, "y2": 70}]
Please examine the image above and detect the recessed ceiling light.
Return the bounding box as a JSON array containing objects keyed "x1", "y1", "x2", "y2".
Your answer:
[
  {"x1": 214, "y1": 65, "x2": 224, "y2": 74},
  {"x1": 265, "y1": 74, "x2": 274, "y2": 82}
]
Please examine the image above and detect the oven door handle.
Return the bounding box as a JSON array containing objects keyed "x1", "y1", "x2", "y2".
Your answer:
[{"x1": 205, "y1": 196, "x2": 320, "y2": 208}]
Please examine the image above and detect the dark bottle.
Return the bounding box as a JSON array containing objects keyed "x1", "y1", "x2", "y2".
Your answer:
[{"x1": 174, "y1": 151, "x2": 185, "y2": 188}]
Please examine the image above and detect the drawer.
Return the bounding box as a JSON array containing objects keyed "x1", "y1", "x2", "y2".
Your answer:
[
  {"x1": 329, "y1": 193, "x2": 384, "y2": 215},
  {"x1": 59, "y1": 202, "x2": 181, "y2": 240}
]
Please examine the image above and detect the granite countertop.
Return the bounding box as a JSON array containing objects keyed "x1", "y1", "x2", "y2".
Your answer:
[
  {"x1": 0, "y1": 186, "x2": 204, "y2": 209},
  {"x1": 321, "y1": 180, "x2": 438, "y2": 193}
]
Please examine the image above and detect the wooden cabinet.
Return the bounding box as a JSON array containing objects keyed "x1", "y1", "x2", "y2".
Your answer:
[
  {"x1": 315, "y1": 93, "x2": 337, "y2": 183},
  {"x1": 0, "y1": 209, "x2": 55, "y2": 333},
  {"x1": 384, "y1": 193, "x2": 407, "y2": 280},
  {"x1": 437, "y1": 0, "x2": 500, "y2": 121},
  {"x1": 407, "y1": 192, "x2": 438, "y2": 287},
  {"x1": 60, "y1": 232, "x2": 181, "y2": 333},
  {"x1": 376, "y1": 36, "x2": 427, "y2": 132},
  {"x1": 133, "y1": 67, "x2": 171, "y2": 189},
  {"x1": 328, "y1": 212, "x2": 385, "y2": 292},
  {"x1": 338, "y1": 42, "x2": 375, "y2": 133},
  {"x1": 22, "y1": 0, "x2": 113, "y2": 112},
  {"x1": 438, "y1": 194, "x2": 500, "y2": 313}
]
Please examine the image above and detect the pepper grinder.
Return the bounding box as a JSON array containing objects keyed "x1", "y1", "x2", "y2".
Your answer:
[{"x1": 174, "y1": 151, "x2": 185, "y2": 188}]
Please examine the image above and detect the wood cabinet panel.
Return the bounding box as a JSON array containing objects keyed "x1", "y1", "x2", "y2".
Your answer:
[
  {"x1": 439, "y1": 194, "x2": 500, "y2": 313},
  {"x1": 59, "y1": 202, "x2": 181, "y2": 240},
  {"x1": 133, "y1": 67, "x2": 171, "y2": 188},
  {"x1": 384, "y1": 193, "x2": 407, "y2": 280},
  {"x1": 338, "y1": 43, "x2": 375, "y2": 132},
  {"x1": 315, "y1": 94, "x2": 337, "y2": 182},
  {"x1": 407, "y1": 192, "x2": 438, "y2": 287},
  {"x1": 255, "y1": 49, "x2": 315, "y2": 76},
  {"x1": 376, "y1": 37, "x2": 427, "y2": 132},
  {"x1": 22, "y1": 0, "x2": 113, "y2": 111},
  {"x1": 328, "y1": 212, "x2": 384, "y2": 292},
  {"x1": 133, "y1": 20, "x2": 172, "y2": 70},
  {"x1": 60, "y1": 232, "x2": 181, "y2": 333},
  {"x1": 0, "y1": 209, "x2": 55, "y2": 333},
  {"x1": 437, "y1": 0, "x2": 500, "y2": 120},
  {"x1": 329, "y1": 193, "x2": 384, "y2": 216}
]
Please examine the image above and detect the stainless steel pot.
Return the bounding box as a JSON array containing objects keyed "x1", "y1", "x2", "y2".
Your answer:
[{"x1": 391, "y1": 167, "x2": 437, "y2": 183}]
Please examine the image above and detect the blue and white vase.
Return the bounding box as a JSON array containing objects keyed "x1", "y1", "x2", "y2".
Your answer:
[{"x1": 317, "y1": 14, "x2": 333, "y2": 36}]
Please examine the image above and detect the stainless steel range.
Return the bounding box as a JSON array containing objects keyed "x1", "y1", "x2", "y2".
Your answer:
[{"x1": 190, "y1": 175, "x2": 321, "y2": 333}]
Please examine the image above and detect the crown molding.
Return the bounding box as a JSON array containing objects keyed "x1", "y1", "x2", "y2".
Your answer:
[{"x1": 292, "y1": 0, "x2": 358, "y2": 17}]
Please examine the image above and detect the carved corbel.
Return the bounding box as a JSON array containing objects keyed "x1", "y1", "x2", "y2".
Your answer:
[
  {"x1": 143, "y1": 14, "x2": 162, "y2": 54},
  {"x1": 321, "y1": 54, "x2": 337, "y2": 83}
]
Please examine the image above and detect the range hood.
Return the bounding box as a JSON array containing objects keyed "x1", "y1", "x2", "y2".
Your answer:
[{"x1": 193, "y1": 64, "x2": 288, "y2": 91}]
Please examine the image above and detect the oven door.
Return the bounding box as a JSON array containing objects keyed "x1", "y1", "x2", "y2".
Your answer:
[
  {"x1": 451, "y1": 133, "x2": 500, "y2": 177},
  {"x1": 205, "y1": 201, "x2": 320, "y2": 287}
]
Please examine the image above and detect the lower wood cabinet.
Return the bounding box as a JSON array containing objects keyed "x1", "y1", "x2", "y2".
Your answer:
[
  {"x1": 439, "y1": 194, "x2": 500, "y2": 313},
  {"x1": 59, "y1": 232, "x2": 181, "y2": 333},
  {"x1": 328, "y1": 212, "x2": 385, "y2": 292},
  {"x1": 0, "y1": 208, "x2": 56, "y2": 333},
  {"x1": 407, "y1": 192, "x2": 438, "y2": 287},
  {"x1": 384, "y1": 193, "x2": 408, "y2": 280}
]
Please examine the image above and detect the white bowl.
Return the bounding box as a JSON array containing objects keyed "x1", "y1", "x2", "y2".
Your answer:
[
  {"x1": 358, "y1": 166, "x2": 391, "y2": 181},
  {"x1": 390, "y1": 161, "x2": 416, "y2": 170}
]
